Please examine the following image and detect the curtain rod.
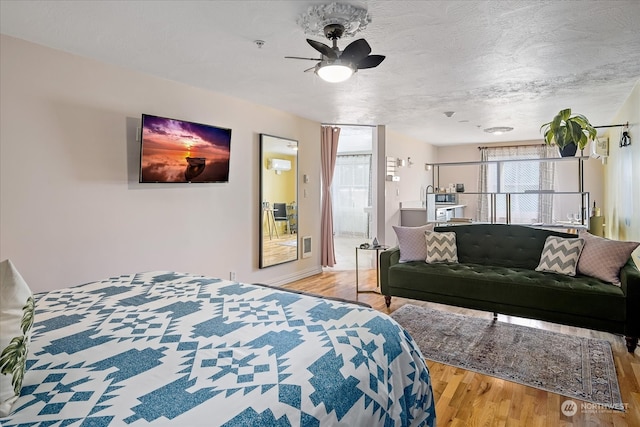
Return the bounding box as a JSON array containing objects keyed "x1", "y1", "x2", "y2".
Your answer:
[
  {"x1": 477, "y1": 122, "x2": 630, "y2": 150},
  {"x1": 477, "y1": 143, "x2": 545, "y2": 150},
  {"x1": 594, "y1": 122, "x2": 629, "y2": 129},
  {"x1": 321, "y1": 123, "x2": 376, "y2": 128}
]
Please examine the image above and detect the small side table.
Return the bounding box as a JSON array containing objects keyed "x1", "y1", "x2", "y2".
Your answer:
[{"x1": 355, "y1": 245, "x2": 389, "y2": 294}]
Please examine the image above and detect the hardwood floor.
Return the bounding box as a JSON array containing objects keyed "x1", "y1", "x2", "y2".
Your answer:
[
  {"x1": 283, "y1": 270, "x2": 640, "y2": 427},
  {"x1": 261, "y1": 232, "x2": 297, "y2": 266}
]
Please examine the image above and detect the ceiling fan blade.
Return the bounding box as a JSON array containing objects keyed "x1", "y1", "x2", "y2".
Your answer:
[
  {"x1": 285, "y1": 56, "x2": 322, "y2": 61},
  {"x1": 340, "y1": 39, "x2": 371, "y2": 63},
  {"x1": 357, "y1": 55, "x2": 386, "y2": 69},
  {"x1": 307, "y1": 39, "x2": 338, "y2": 59},
  {"x1": 303, "y1": 66, "x2": 316, "y2": 73}
]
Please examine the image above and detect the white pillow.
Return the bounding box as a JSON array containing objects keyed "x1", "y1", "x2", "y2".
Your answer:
[
  {"x1": 535, "y1": 236, "x2": 585, "y2": 276},
  {"x1": 425, "y1": 230, "x2": 458, "y2": 263},
  {"x1": 392, "y1": 224, "x2": 435, "y2": 262},
  {"x1": 0, "y1": 259, "x2": 34, "y2": 417}
]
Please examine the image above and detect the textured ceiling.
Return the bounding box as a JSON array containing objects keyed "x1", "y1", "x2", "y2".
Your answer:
[{"x1": 1, "y1": 1, "x2": 639, "y2": 146}]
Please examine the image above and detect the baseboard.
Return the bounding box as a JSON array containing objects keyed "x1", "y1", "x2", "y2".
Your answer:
[{"x1": 265, "y1": 266, "x2": 323, "y2": 287}]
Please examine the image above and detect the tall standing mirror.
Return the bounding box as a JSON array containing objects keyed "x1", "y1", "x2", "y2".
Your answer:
[{"x1": 260, "y1": 134, "x2": 298, "y2": 268}]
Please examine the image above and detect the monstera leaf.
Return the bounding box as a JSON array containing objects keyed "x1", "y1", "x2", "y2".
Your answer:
[
  {"x1": 0, "y1": 296, "x2": 34, "y2": 395},
  {"x1": 0, "y1": 336, "x2": 28, "y2": 394},
  {"x1": 21, "y1": 296, "x2": 35, "y2": 334}
]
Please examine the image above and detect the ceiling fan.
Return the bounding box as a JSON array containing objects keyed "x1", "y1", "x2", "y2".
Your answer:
[{"x1": 286, "y1": 23, "x2": 385, "y2": 83}]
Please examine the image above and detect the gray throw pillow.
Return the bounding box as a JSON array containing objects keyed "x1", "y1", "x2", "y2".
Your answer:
[
  {"x1": 535, "y1": 236, "x2": 585, "y2": 276},
  {"x1": 392, "y1": 224, "x2": 435, "y2": 262},
  {"x1": 577, "y1": 231, "x2": 639, "y2": 285}
]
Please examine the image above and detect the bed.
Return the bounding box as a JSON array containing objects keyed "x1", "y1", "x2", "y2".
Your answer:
[{"x1": 1, "y1": 271, "x2": 435, "y2": 426}]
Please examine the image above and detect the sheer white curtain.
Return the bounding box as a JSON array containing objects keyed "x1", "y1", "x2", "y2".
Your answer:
[
  {"x1": 477, "y1": 145, "x2": 557, "y2": 223},
  {"x1": 331, "y1": 154, "x2": 372, "y2": 238}
]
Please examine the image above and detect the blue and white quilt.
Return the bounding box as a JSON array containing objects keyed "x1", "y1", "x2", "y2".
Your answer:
[{"x1": 1, "y1": 272, "x2": 435, "y2": 426}]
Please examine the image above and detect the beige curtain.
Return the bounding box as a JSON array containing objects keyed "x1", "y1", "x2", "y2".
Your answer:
[
  {"x1": 477, "y1": 148, "x2": 490, "y2": 221},
  {"x1": 321, "y1": 126, "x2": 340, "y2": 267}
]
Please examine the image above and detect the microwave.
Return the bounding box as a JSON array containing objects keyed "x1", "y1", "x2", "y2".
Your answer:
[{"x1": 434, "y1": 193, "x2": 458, "y2": 204}]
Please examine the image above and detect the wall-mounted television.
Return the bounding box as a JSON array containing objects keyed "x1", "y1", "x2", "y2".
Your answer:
[{"x1": 139, "y1": 114, "x2": 232, "y2": 183}]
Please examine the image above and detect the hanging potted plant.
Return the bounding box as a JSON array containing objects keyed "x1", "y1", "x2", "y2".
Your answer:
[{"x1": 540, "y1": 108, "x2": 597, "y2": 157}]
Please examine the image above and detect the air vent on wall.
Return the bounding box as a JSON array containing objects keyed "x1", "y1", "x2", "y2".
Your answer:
[{"x1": 302, "y1": 236, "x2": 312, "y2": 258}]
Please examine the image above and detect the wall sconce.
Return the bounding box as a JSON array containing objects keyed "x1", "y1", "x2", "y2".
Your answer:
[
  {"x1": 407, "y1": 157, "x2": 414, "y2": 167},
  {"x1": 396, "y1": 158, "x2": 406, "y2": 167},
  {"x1": 425, "y1": 164, "x2": 432, "y2": 171}
]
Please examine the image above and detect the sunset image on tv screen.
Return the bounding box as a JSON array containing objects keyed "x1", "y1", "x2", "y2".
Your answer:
[{"x1": 140, "y1": 114, "x2": 232, "y2": 183}]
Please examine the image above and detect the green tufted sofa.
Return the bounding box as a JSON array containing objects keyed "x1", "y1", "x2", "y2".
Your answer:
[{"x1": 380, "y1": 224, "x2": 640, "y2": 352}]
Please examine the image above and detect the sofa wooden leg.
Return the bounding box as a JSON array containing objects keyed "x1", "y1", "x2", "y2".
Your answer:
[
  {"x1": 625, "y1": 336, "x2": 638, "y2": 353},
  {"x1": 384, "y1": 295, "x2": 391, "y2": 307},
  {"x1": 493, "y1": 312, "x2": 498, "y2": 322}
]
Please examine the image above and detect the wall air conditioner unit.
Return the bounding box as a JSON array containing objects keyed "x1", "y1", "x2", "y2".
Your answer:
[{"x1": 268, "y1": 158, "x2": 291, "y2": 172}]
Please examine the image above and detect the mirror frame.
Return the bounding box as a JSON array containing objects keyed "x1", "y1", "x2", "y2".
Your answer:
[{"x1": 259, "y1": 134, "x2": 298, "y2": 268}]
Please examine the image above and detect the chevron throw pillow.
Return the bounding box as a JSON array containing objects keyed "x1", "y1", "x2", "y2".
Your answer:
[
  {"x1": 535, "y1": 236, "x2": 585, "y2": 276},
  {"x1": 425, "y1": 231, "x2": 458, "y2": 263}
]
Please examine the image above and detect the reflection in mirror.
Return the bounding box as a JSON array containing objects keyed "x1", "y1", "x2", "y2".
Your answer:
[{"x1": 260, "y1": 134, "x2": 298, "y2": 268}]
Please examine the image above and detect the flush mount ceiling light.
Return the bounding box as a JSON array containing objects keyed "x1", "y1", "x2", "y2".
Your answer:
[
  {"x1": 484, "y1": 126, "x2": 514, "y2": 135},
  {"x1": 315, "y1": 60, "x2": 355, "y2": 83}
]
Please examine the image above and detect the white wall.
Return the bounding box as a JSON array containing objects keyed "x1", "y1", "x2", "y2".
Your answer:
[
  {"x1": 0, "y1": 35, "x2": 322, "y2": 292},
  {"x1": 603, "y1": 79, "x2": 640, "y2": 252}
]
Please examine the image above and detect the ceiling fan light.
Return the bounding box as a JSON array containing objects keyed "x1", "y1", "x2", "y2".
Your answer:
[{"x1": 316, "y1": 63, "x2": 354, "y2": 83}]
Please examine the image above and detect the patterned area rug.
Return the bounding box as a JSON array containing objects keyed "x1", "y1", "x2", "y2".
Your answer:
[{"x1": 391, "y1": 304, "x2": 623, "y2": 410}]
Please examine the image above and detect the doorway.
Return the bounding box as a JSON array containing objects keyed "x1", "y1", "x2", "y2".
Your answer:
[{"x1": 328, "y1": 126, "x2": 375, "y2": 271}]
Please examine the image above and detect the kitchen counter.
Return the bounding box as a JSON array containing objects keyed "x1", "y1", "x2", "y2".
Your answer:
[
  {"x1": 435, "y1": 204, "x2": 466, "y2": 210},
  {"x1": 399, "y1": 201, "x2": 426, "y2": 210},
  {"x1": 399, "y1": 201, "x2": 465, "y2": 210},
  {"x1": 399, "y1": 201, "x2": 466, "y2": 226}
]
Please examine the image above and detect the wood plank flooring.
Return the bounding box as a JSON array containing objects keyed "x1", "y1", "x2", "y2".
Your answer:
[
  {"x1": 283, "y1": 269, "x2": 640, "y2": 427},
  {"x1": 261, "y1": 232, "x2": 298, "y2": 266}
]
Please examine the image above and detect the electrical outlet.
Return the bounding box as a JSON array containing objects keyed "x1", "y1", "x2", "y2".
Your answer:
[{"x1": 230, "y1": 272, "x2": 236, "y2": 281}]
